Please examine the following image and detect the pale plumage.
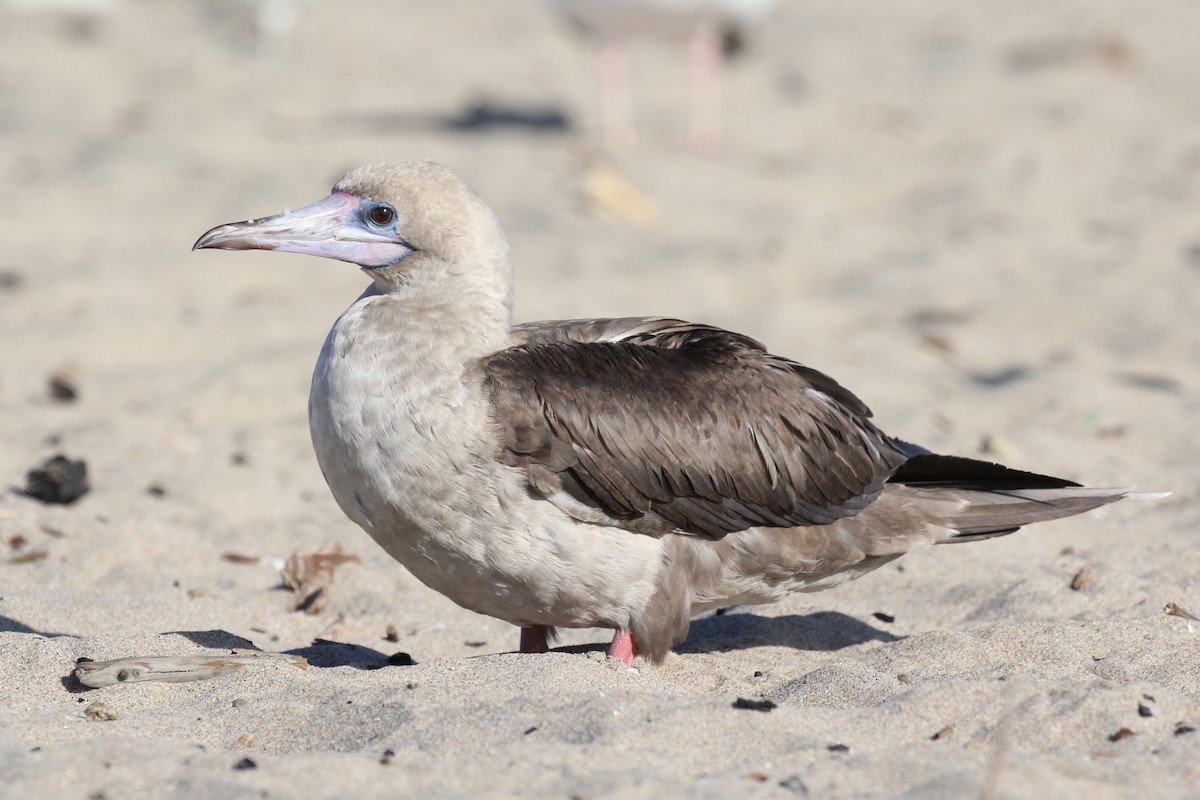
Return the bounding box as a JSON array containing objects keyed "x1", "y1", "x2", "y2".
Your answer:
[{"x1": 194, "y1": 160, "x2": 1130, "y2": 665}]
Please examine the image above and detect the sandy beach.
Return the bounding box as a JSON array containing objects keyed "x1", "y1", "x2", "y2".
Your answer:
[{"x1": 1, "y1": 1, "x2": 1197, "y2": 796}]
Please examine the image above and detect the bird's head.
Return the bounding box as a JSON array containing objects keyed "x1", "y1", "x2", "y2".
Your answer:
[{"x1": 193, "y1": 160, "x2": 513, "y2": 302}]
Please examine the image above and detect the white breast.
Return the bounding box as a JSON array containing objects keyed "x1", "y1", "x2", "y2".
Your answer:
[{"x1": 307, "y1": 293, "x2": 665, "y2": 631}]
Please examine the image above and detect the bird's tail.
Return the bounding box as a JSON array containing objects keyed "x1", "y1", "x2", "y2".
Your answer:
[{"x1": 887, "y1": 453, "x2": 1136, "y2": 542}]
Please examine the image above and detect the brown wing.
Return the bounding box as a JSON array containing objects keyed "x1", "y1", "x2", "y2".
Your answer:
[{"x1": 484, "y1": 320, "x2": 911, "y2": 538}]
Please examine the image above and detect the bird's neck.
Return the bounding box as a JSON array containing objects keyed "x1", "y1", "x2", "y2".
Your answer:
[
  {"x1": 361, "y1": 279, "x2": 512, "y2": 364},
  {"x1": 364, "y1": 245, "x2": 515, "y2": 361}
]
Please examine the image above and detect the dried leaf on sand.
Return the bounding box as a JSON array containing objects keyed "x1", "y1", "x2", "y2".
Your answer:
[{"x1": 281, "y1": 543, "x2": 361, "y2": 614}]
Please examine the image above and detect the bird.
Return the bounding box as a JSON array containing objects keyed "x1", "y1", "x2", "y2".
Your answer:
[
  {"x1": 194, "y1": 160, "x2": 1131, "y2": 666},
  {"x1": 546, "y1": 0, "x2": 777, "y2": 150}
]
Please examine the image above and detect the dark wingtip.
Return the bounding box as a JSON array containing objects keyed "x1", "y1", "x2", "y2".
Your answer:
[{"x1": 890, "y1": 453, "x2": 1083, "y2": 490}]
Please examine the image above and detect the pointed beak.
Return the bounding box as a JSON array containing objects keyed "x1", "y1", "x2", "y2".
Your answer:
[{"x1": 192, "y1": 192, "x2": 413, "y2": 268}]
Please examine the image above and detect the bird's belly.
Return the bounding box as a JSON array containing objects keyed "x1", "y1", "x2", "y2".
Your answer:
[
  {"x1": 371, "y1": 488, "x2": 665, "y2": 632},
  {"x1": 309, "y1": 350, "x2": 662, "y2": 631}
]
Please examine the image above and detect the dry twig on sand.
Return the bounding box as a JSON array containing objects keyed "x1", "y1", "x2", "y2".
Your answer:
[{"x1": 73, "y1": 650, "x2": 307, "y2": 689}]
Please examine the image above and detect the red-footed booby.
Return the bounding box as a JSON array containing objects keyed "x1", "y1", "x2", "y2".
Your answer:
[
  {"x1": 547, "y1": 0, "x2": 777, "y2": 150},
  {"x1": 194, "y1": 160, "x2": 1131, "y2": 666}
]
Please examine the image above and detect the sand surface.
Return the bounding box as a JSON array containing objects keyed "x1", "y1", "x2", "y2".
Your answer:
[{"x1": 1, "y1": 1, "x2": 1197, "y2": 797}]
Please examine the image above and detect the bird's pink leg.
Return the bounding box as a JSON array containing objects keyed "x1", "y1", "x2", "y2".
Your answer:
[
  {"x1": 687, "y1": 17, "x2": 723, "y2": 153},
  {"x1": 606, "y1": 628, "x2": 636, "y2": 665},
  {"x1": 519, "y1": 625, "x2": 550, "y2": 654},
  {"x1": 596, "y1": 41, "x2": 637, "y2": 150}
]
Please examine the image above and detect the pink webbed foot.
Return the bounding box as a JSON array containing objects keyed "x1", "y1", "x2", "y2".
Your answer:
[
  {"x1": 606, "y1": 628, "x2": 636, "y2": 665},
  {"x1": 519, "y1": 625, "x2": 550, "y2": 654}
]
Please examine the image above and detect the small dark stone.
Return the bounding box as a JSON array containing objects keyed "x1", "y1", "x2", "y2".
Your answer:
[
  {"x1": 873, "y1": 612, "x2": 895, "y2": 623},
  {"x1": 968, "y1": 365, "x2": 1032, "y2": 388},
  {"x1": 1175, "y1": 724, "x2": 1196, "y2": 736},
  {"x1": 387, "y1": 651, "x2": 415, "y2": 667},
  {"x1": 75, "y1": 656, "x2": 94, "y2": 664},
  {"x1": 146, "y1": 484, "x2": 166, "y2": 499},
  {"x1": 230, "y1": 452, "x2": 249, "y2": 466},
  {"x1": 1183, "y1": 242, "x2": 1200, "y2": 266},
  {"x1": 232, "y1": 757, "x2": 257, "y2": 771},
  {"x1": 778, "y1": 775, "x2": 809, "y2": 795},
  {"x1": 384, "y1": 624, "x2": 400, "y2": 643},
  {"x1": 1108, "y1": 727, "x2": 1136, "y2": 743},
  {"x1": 25, "y1": 455, "x2": 89, "y2": 504},
  {"x1": 380, "y1": 748, "x2": 395, "y2": 765},
  {"x1": 48, "y1": 373, "x2": 79, "y2": 402},
  {"x1": 1138, "y1": 702, "x2": 1158, "y2": 718},
  {"x1": 732, "y1": 697, "x2": 777, "y2": 712},
  {"x1": 464, "y1": 640, "x2": 487, "y2": 648},
  {"x1": 827, "y1": 743, "x2": 851, "y2": 753},
  {"x1": 524, "y1": 726, "x2": 538, "y2": 735},
  {"x1": 1117, "y1": 372, "x2": 1182, "y2": 393},
  {"x1": 0, "y1": 270, "x2": 22, "y2": 291},
  {"x1": 753, "y1": 670, "x2": 764, "y2": 678}
]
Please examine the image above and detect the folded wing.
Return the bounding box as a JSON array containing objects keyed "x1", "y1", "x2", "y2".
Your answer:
[{"x1": 485, "y1": 318, "x2": 912, "y2": 538}]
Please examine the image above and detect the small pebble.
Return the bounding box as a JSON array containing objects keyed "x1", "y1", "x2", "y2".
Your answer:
[
  {"x1": 1070, "y1": 564, "x2": 1097, "y2": 591},
  {"x1": 873, "y1": 612, "x2": 895, "y2": 624},
  {"x1": 931, "y1": 725, "x2": 954, "y2": 741},
  {"x1": 232, "y1": 757, "x2": 257, "y2": 771},
  {"x1": 0, "y1": 269, "x2": 23, "y2": 290},
  {"x1": 1108, "y1": 727, "x2": 1136, "y2": 743},
  {"x1": 231, "y1": 698, "x2": 249, "y2": 708},
  {"x1": 827, "y1": 743, "x2": 851, "y2": 753},
  {"x1": 237, "y1": 733, "x2": 255, "y2": 748},
  {"x1": 47, "y1": 371, "x2": 79, "y2": 402},
  {"x1": 380, "y1": 749, "x2": 395, "y2": 765},
  {"x1": 25, "y1": 454, "x2": 89, "y2": 505},
  {"x1": 778, "y1": 775, "x2": 808, "y2": 795},
  {"x1": 1183, "y1": 242, "x2": 1200, "y2": 267},
  {"x1": 1174, "y1": 723, "x2": 1195, "y2": 736},
  {"x1": 84, "y1": 702, "x2": 118, "y2": 722},
  {"x1": 1138, "y1": 702, "x2": 1159, "y2": 718},
  {"x1": 732, "y1": 697, "x2": 777, "y2": 713},
  {"x1": 384, "y1": 624, "x2": 400, "y2": 643}
]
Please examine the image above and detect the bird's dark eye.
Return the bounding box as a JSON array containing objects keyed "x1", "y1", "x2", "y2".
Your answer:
[{"x1": 368, "y1": 204, "x2": 395, "y2": 226}]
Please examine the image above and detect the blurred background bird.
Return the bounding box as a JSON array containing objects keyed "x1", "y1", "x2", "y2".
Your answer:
[
  {"x1": 190, "y1": 0, "x2": 318, "y2": 79},
  {"x1": 546, "y1": 0, "x2": 777, "y2": 151}
]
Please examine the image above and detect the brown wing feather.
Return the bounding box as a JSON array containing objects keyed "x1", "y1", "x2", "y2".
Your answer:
[{"x1": 485, "y1": 321, "x2": 910, "y2": 538}]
